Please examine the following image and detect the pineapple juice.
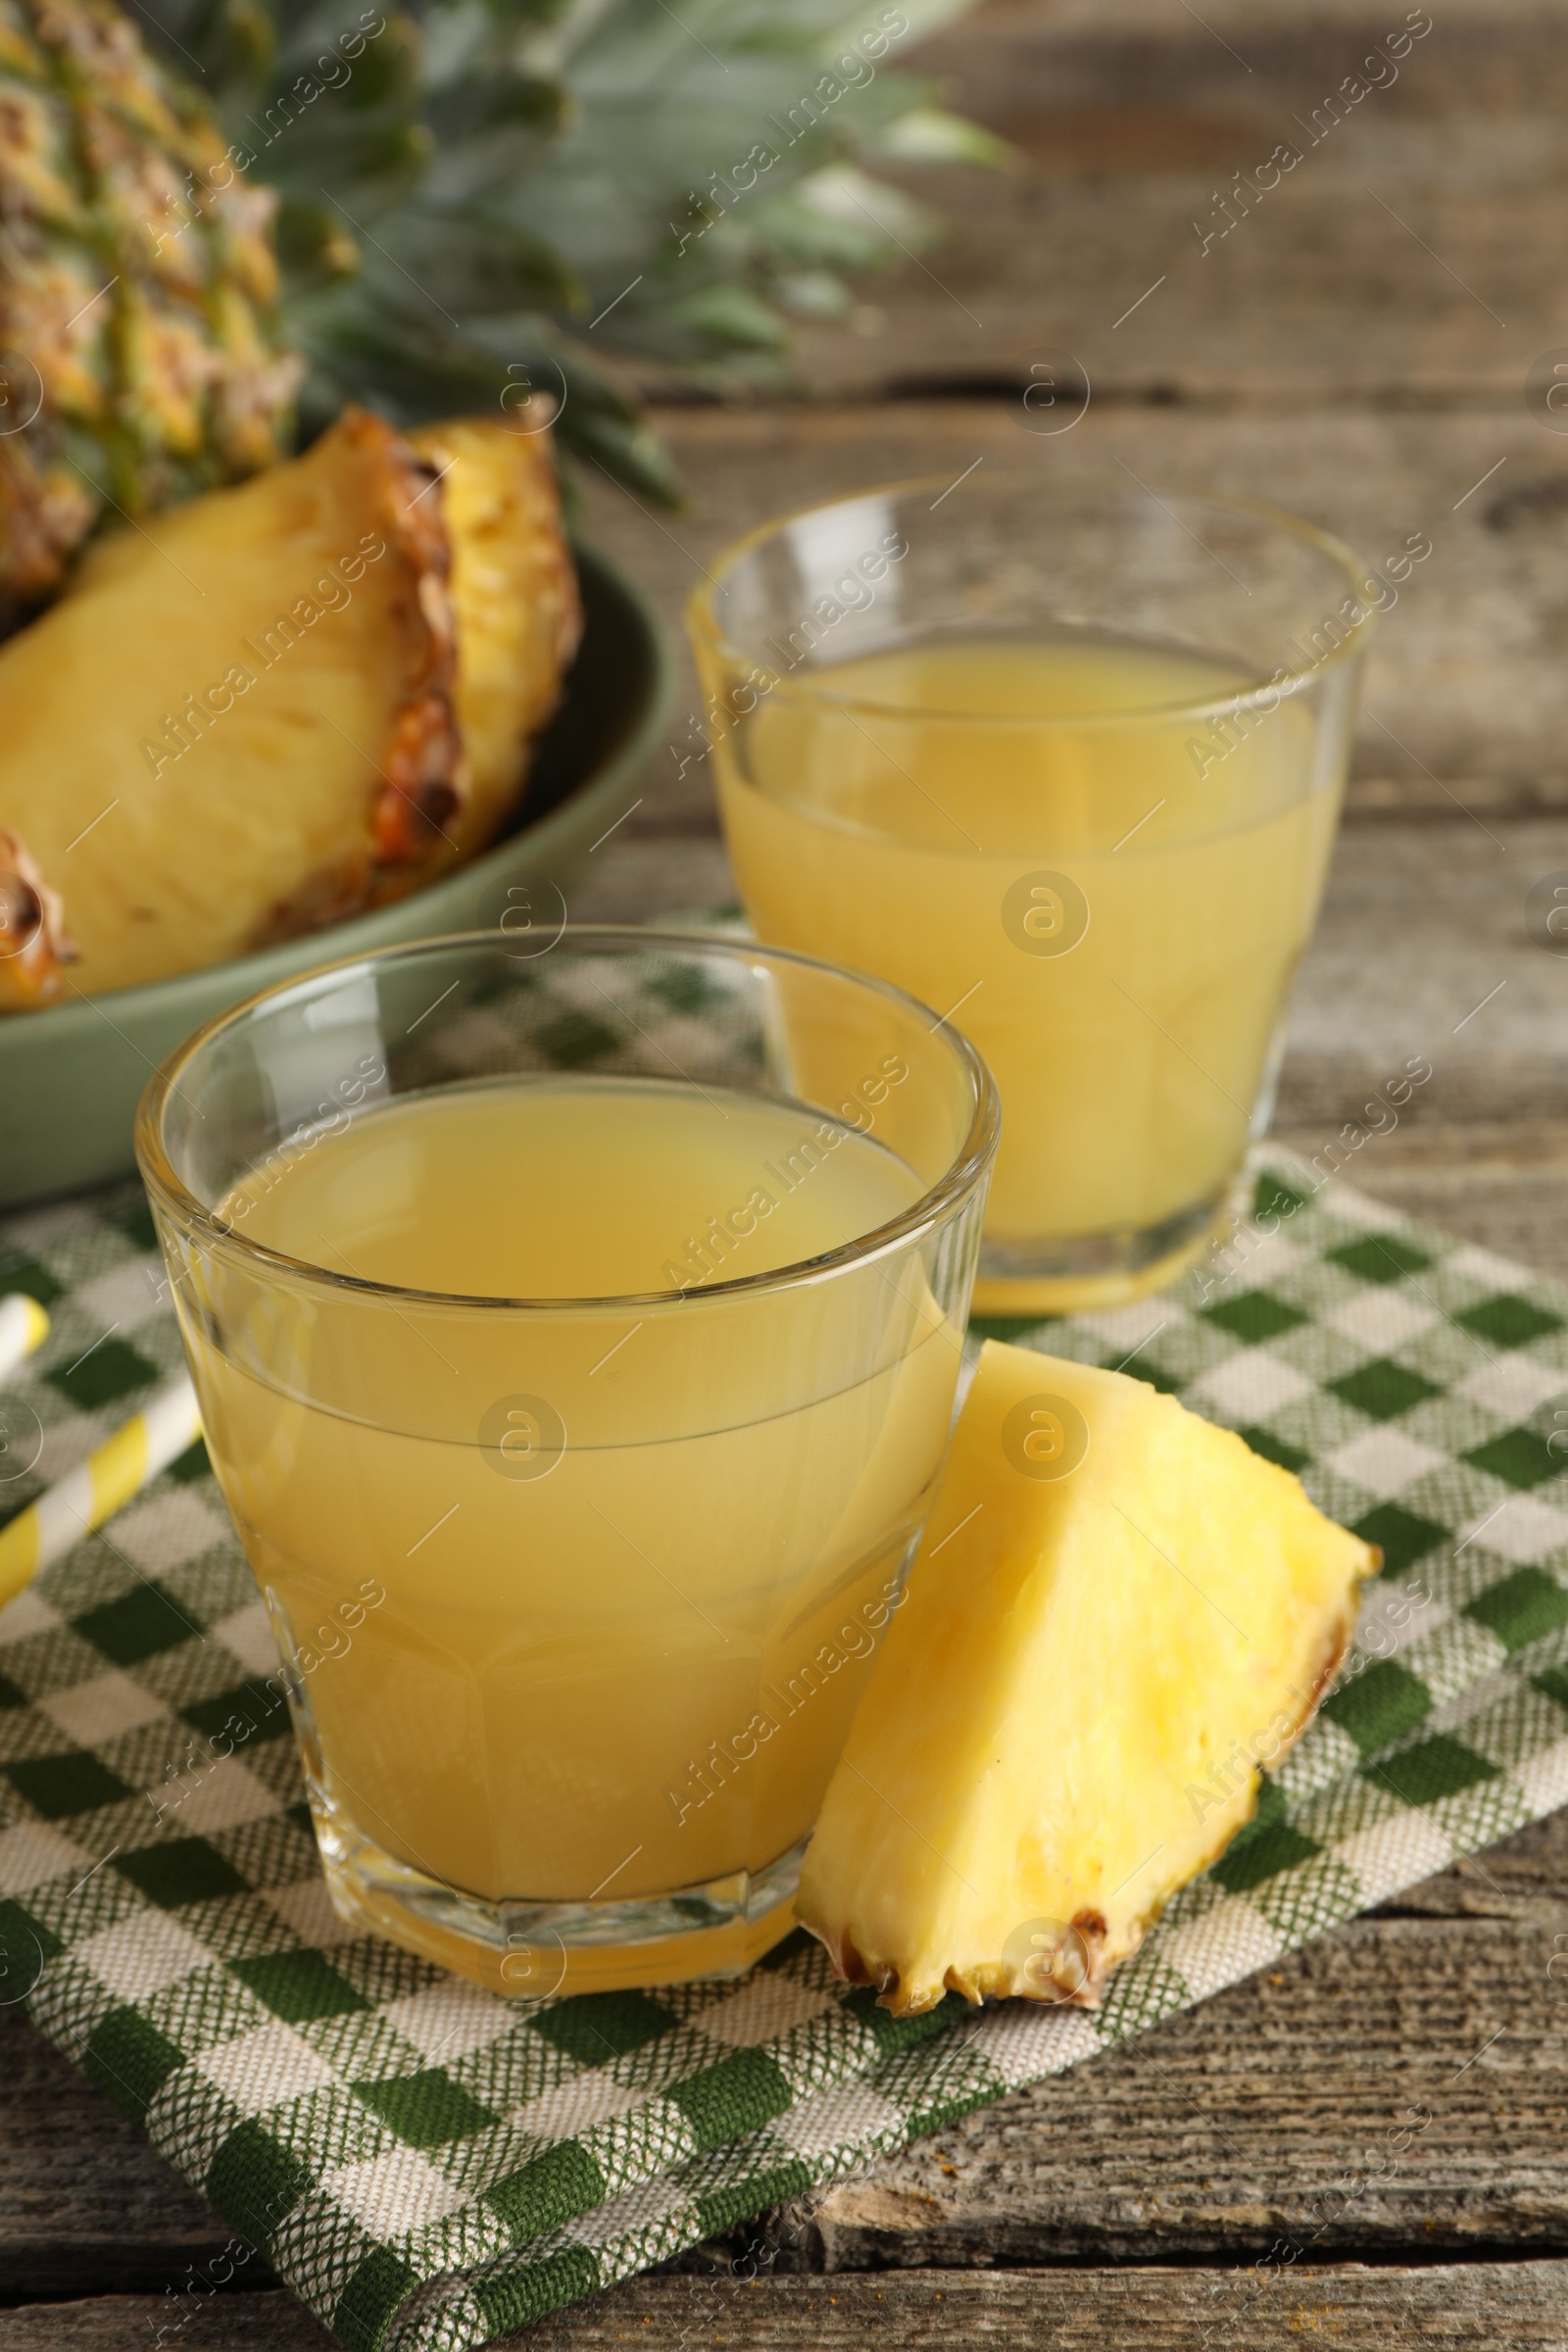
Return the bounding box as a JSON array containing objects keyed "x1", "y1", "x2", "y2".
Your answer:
[
  {"x1": 713, "y1": 637, "x2": 1340, "y2": 1302},
  {"x1": 191, "y1": 1076, "x2": 955, "y2": 1911}
]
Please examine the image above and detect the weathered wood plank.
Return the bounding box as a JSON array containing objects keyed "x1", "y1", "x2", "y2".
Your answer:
[
  {"x1": 790, "y1": 1909, "x2": 1568, "y2": 2273},
  {"x1": 1296, "y1": 814, "x2": 1537, "y2": 1070},
  {"x1": 584, "y1": 401, "x2": 1568, "y2": 836},
  {"x1": 0, "y1": 2292, "x2": 327, "y2": 2349},
  {"x1": 0, "y1": 2004, "x2": 273, "y2": 2299},
  {"x1": 545, "y1": 2260, "x2": 1568, "y2": 2349},
  {"x1": 7, "y1": 2264, "x2": 1568, "y2": 2352},
  {"x1": 8, "y1": 7, "x2": 1565, "y2": 2340},
  {"x1": 770, "y1": 0, "x2": 1568, "y2": 408},
  {"x1": 1278, "y1": 811, "x2": 1565, "y2": 1129}
]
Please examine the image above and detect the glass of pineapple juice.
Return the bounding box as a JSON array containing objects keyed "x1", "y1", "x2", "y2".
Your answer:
[
  {"x1": 690, "y1": 478, "x2": 1377, "y2": 1316},
  {"x1": 135, "y1": 929, "x2": 997, "y2": 1994}
]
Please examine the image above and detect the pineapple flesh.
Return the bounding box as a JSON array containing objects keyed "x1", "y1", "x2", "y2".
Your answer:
[
  {"x1": 0, "y1": 405, "x2": 579, "y2": 1003},
  {"x1": 798, "y1": 1341, "x2": 1378, "y2": 2016}
]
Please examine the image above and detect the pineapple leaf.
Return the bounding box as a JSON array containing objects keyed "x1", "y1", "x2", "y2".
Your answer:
[
  {"x1": 665, "y1": 281, "x2": 788, "y2": 352},
  {"x1": 369, "y1": 210, "x2": 584, "y2": 315},
  {"x1": 557, "y1": 402, "x2": 685, "y2": 508},
  {"x1": 867, "y1": 105, "x2": 1014, "y2": 169},
  {"x1": 136, "y1": 0, "x2": 992, "y2": 499}
]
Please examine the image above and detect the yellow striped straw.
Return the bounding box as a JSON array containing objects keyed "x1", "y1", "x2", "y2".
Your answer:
[
  {"x1": 0, "y1": 1371, "x2": 202, "y2": 1610},
  {"x1": 0, "y1": 1293, "x2": 49, "y2": 1384}
]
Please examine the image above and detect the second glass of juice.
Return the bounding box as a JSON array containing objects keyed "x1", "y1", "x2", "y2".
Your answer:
[
  {"x1": 690, "y1": 479, "x2": 1377, "y2": 1314},
  {"x1": 136, "y1": 930, "x2": 997, "y2": 1994}
]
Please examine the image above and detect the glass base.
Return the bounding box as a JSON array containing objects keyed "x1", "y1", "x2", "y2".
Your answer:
[
  {"x1": 971, "y1": 1189, "x2": 1229, "y2": 1320},
  {"x1": 311, "y1": 1790, "x2": 806, "y2": 1996}
]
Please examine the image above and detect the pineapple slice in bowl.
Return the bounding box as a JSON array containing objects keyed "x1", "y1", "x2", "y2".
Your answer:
[
  {"x1": 798, "y1": 1339, "x2": 1378, "y2": 2016},
  {"x1": 0, "y1": 423, "x2": 670, "y2": 1202},
  {"x1": 0, "y1": 406, "x2": 580, "y2": 1000}
]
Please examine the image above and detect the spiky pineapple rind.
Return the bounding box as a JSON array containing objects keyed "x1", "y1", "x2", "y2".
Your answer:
[
  {"x1": 0, "y1": 822, "x2": 75, "y2": 1005},
  {"x1": 243, "y1": 405, "x2": 466, "y2": 945},
  {"x1": 405, "y1": 413, "x2": 582, "y2": 858},
  {"x1": 0, "y1": 0, "x2": 299, "y2": 622}
]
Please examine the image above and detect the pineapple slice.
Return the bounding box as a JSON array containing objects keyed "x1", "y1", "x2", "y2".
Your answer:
[
  {"x1": 407, "y1": 417, "x2": 581, "y2": 860},
  {"x1": 0, "y1": 408, "x2": 578, "y2": 1004},
  {"x1": 798, "y1": 1340, "x2": 1377, "y2": 2015}
]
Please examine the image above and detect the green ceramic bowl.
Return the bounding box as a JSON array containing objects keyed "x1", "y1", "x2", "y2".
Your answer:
[{"x1": 0, "y1": 545, "x2": 673, "y2": 1208}]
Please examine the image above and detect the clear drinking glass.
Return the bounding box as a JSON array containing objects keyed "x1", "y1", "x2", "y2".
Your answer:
[
  {"x1": 135, "y1": 929, "x2": 997, "y2": 1994},
  {"x1": 689, "y1": 478, "x2": 1377, "y2": 1316}
]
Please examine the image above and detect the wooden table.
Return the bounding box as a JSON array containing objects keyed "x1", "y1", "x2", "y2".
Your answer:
[{"x1": 4, "y1": 4, "x2": 1567, "y2": 2342}]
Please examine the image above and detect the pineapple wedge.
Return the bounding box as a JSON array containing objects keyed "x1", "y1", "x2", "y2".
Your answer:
[
  {"x1": 798, "y1": 1340, "x2": 1377, "y2": 2015},
  {"x1": 406, "y1": 417, "x2": 580, "y2": 861},
  {"x1": 0, "y1": 407, "x2": 578, "y2": 1004}
]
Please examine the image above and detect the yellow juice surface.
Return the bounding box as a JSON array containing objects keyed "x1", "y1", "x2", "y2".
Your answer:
[
  {"x1": 714, "y1": 637, "x2": 1341, "y2": 1249},
  {"x1": 193, "y1": 1077, "x2": 958, "y2": 1907},
  {"x1": 226, "y1": 1074, "x2": 923, "y2": 1294}
]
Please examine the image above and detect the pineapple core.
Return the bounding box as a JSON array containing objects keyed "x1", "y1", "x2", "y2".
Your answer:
[{"x1": 798, "y1": 1340, "x2": 1377, "y2": 2014}]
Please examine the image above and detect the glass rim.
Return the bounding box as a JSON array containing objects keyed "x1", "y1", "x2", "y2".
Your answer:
[
  {"x1": 134, "y1": 925, "x2": 1001, "y2": 1315},
  {"x1": 685, "y1": 474, "x2": 1378, "y2": 726}
]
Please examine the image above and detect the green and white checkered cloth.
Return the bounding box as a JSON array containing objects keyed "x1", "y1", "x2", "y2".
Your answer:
[{"x1": 1, "y1": 1152, "x2": 1566, "y2": 2350}]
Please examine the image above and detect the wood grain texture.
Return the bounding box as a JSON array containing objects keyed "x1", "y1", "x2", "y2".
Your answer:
[
  {"x1": 9, "y1": 2265, "x2": 1568, "y2": 2352},
  {"x1": 0, "y1": 2294, "x2": 328, "y2": 2350},
  {"x1": 794, "y1": 1918, "x2": 1568, "y2": 2274},
  {"x1": 1277, "y1": 812, "x2": 1561, "y2": 1135},
  {"x1": 0, "y1": 2001, "x2": 273, "y2": 2299},
  {"x1": 542, "y1": 2261, "x2": 1568, "y2": 2350},
  {"x1": 5, "y1": 797, "x2": 1560, "y2": 2322},
  {"x1": 570, "y1": 835, "x2": 735, "y2": 925},
  {"x1": 760, "y1": 0, "x2": 1563, "y2": 410}
]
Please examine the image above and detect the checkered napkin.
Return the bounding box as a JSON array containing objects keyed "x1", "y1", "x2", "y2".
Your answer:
[{"x1": 2, "y1": 1155, "x2": 1567, "y2": 2351}]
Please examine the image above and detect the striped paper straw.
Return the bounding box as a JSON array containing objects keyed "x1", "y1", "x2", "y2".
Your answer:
[
  {"x1": 0, "y1": 1293, "x2": 49, "y2": 1383},
  {"x1": 0, "y1": 1371, "x2": 202, "y2": 1610}
]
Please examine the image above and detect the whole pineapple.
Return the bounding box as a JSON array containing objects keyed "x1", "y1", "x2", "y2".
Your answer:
[
  {"x1": 0, "y1": 0, "x2": 991, "y2": 617},
  {"x1": 0, "y1": 0, "x2": 299, "y2": 624}
]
